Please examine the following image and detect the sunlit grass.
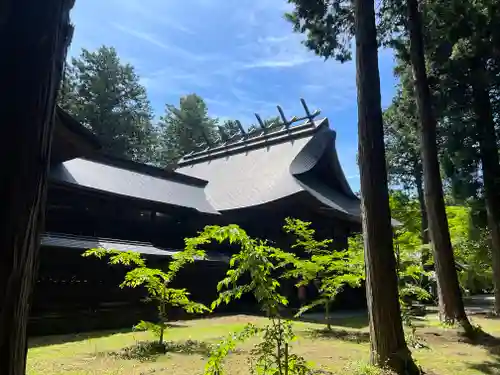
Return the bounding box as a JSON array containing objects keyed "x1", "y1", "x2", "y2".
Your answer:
[{"x1": 27, "y1": 313, "x2": 500, "y2": 375}]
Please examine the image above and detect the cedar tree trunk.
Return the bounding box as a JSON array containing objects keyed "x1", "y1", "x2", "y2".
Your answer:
[
  {"x1": 471, "y1": 59, "x2": 500, "y2": 315},
  {"x1": 406, "y1": 0, "x2": 473, "y2": 333},
  {"x1": 355, "y1": 0, "x2": 419, "y2": 373},
  {"x1": 0, "y1": 1, "x2": 74, "y2": 374}
]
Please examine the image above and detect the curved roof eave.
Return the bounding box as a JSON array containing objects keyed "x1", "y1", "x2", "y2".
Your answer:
[
  {"x1": 288, "y1": 121, "x2": 402, "y2": 228},
  {"x1": 289, "y1": 120, "x2": 357, "y2": 199}
]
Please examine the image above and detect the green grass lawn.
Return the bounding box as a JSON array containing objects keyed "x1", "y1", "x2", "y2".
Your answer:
[{"x1": 27, "y1": 313, "x2": 500, "y2": 375}]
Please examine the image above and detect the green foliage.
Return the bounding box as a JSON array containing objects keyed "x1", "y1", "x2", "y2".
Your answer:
[
  {"x1": 285, "y1": 0, "x2": 354, "y2": 62},
  {"x1": 82, "y1": 246, "x2": 209, "y2": 345},
  {"x1": 389, "y1": 193, "x2": 433, "y2": 317},
  {"x1": 204, "y1": 323, "x2": 259, "y2": 375},
  {"x1": 59, "y1": 46, "x2": 157, "y2": 163},
  {"x1": 385, "y1": 53, "x2": 481, "y2": 203},
  {"x1": 194, "y1": 225, "x2": 295, "y2": 316},
  {"x1": 446, "y1": 205, "x2": 492, "y2": 293},
  {"x1": 84, "y1": 247, "x2": 146, "y2": 267},
  {"x1": 189, "y1": 224, "x2": 313, "y2": 375},
  {"x1": 249, "y1": 319, "x2": 311, "y2": 375},
  {"x1": 388, "y1": 190, "x2": 493, "y2": 295},
  {"x1": 283, "y1": 217, "x2": 332, "y2": 255},
  {"x1": 218, "y1": 120, "x2": 241, "y2": 141},
  {"x1": 283, "y1": 218, "x2": 364, "y2": 328},
  {"x1": 383, "y1": 74, "x2": 422, "y2": 190},
  {"x1": 133, "y1": 320, "x2": 167, "y2": 339},
  {"x1": 382, "y1": 0, "x2": 500, "y2": 204},
  {"x1": 157, "y1": 93, "x2": 219, "y2": 166},
  {"x1": 389, "y1": 190, "x2": 493, "y2": 302}
]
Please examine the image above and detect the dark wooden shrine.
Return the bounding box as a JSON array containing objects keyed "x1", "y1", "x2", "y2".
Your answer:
[
  {"x1": 31, "y1": 102, "x2": 365, "y2": 336},
  {"x1": 32, "y1": 107, "x2": 227, "y2": 335},
  {"x1": 176, "y1": 102, "x2": 365, "y2": 310}
]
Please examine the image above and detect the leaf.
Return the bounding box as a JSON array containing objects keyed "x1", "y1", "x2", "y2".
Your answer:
[{"x1": 133, "y1": 320, "x2": 164, "y2": 337}]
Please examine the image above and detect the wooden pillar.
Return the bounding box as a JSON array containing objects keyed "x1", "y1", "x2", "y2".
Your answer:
[{"x1": 0, "y1": 1, "x2": 74, "y2": 374}]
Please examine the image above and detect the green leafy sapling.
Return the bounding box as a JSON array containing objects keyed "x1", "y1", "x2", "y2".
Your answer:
[
  {"x1": 206, "y1": 225, "x2": 295, "y2": 316},
  {"x1": 447, "y1": 205, "x2": 493, "y2": 294},
  {"x1": 187, "y1": 224, "x2": 311, "y2": 375},
  {"x1": 283, "y1": 218, "x2": 365, "y2": 330},
  {"x1": 83, "y1": 239, "x2": 210, "y2": 346},
  {"x1": 204, "y1": 323, "x2": 259, "y2": 375},
  {"x1": 389, "y1": 193, "x2": 433, "y2": 318}
]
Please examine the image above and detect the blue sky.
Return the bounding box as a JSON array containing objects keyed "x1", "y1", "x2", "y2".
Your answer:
[{"x1": 68, "y1": 0, "x2": 399, "y2": 192}]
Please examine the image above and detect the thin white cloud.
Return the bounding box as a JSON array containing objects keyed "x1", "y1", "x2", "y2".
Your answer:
[
  {"x1": 111, "y1": 23, "x2": 169, "y2": 50},
  {"x1": 242, "y1": 55, "x2": 314, "y2": 69},
  {"x1": 110, "y1": 0, "x2": 195, "y2": 34},
  {"x1": 110, "y1": 22, "x2": 216, "y2": 63},
  {"x1": 257, "y1": 35, "x2": 291, "y2": 44}
]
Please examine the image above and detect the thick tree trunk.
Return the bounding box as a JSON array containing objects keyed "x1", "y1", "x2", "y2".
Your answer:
[
  {"x1": 406, "y1": 0, "x2": 473, "y2": 333},
  {"x1": 470, "y1": 60, "x2": 500, "y2": 315},
  {"x1": 0, "y1": 1, "x2": 74, "y2": 374},
  {"x1": 354, "y1": 1, "x2": 419, "y2": 373}
]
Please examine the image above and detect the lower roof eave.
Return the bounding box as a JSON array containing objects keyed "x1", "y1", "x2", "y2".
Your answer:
[{"x1": 40, "y1": 232, "x2": 229, "y2": 263}]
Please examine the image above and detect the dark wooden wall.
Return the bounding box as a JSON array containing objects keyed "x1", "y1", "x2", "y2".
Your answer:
[
  {"x1": 45, "y1": 185, "x2": 209, "y2": 247},
  {"x1": 29, "y1": 247, "x2": 255, "y2": 336},
  {"x1": 32, "y1": 187, "x2": 365, "y2": 336}
]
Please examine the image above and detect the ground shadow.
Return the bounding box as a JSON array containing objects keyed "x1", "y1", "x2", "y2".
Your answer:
[
  {"x1": 303, "y1": 327, "x2": 370, "y2": 343},
  {"x1": 105, "y1": 339, "x2": 214, "y2": 362},
  {"x1": 468, "y1": 360, "x2": 500, "y2": 375},
  {"x1": 293, "y1": 311, "x2": 369, "y2": 329},
  {"x1": 28, "y1": 322, "x2": 187, "y2": 349},
  {"x1": 464, "y1": 330, "x2": 500, "y2": 374},
  {"x1": 461, "y1": 330, "x2": 500, "y2": 347},
  {"x1": 471, "y1": 312, "x2": 500, "y2": 320},
  {"x1": 29, "y1": 328, "x2": 133, "y2": 348}
]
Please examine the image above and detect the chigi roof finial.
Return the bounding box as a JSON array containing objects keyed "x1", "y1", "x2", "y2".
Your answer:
[
  {"x1": 272, "y1": 99, "x2": 321, "y2": 130},
  {"x1": 236, "y1": 120, "x2": 246, "y2": 136},
  {"x1": 300, "y1": 98, "x2": 321, "y2": 123},
  {"x1": 276, "y1": 105, "x2": 290, "y2": 129},
  {"x1": 254, "y1": 113, "x2": 266, "y2": 130}
]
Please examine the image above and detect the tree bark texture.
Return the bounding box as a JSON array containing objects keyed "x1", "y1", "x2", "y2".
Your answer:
[
  {"x1": 0, "y1": 1, "x2": 74, "y2": 374},
  {"x1": 354, "y1": 0, "x2": 419, "y2": 373},
  {"x1": 470, "y1": 60, "x2": 500, "y2": 315},
  {"x1": 406, "y1": 0, "x2": 473, "y2": 332}
]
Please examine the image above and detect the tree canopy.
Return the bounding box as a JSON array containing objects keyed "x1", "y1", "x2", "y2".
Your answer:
[
  {"x1": 156, "y1": 94, "x2": 219, "y2": 167},
  {"x1": 60, "y1": 46, "x2": 158, "y2": 163}
]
